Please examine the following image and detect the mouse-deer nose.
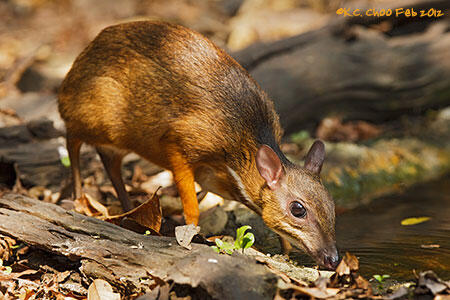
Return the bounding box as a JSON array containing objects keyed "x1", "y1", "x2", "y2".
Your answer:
[
  {"x1": 323, "y1": 253, "x2": 340, "y2": 270},
  {"x1": 321, "y1": 247, "x2": 340, "y2": 270}
]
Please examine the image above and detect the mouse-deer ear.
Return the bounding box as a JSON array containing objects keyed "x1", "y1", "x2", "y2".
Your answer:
[
  {"x1": 256, "y1": 145, "x2": 283, "y2": 190},
  {"x1": 304, "y1": 140, "x2": 325, "y2": 174}
]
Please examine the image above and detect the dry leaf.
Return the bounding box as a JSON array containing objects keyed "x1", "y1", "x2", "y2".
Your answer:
[
  {"x1": 317, "y1": 117, "x2": 381, "y2": 142},
  {"x1": 314, "y1": 276, "x2": 330, "y2": 291},
  {"x1": 85, "y1": 193, "x2": 110, "y2": 217},
  {"x1": 0, "y1": 269, "x2": 39, "y2": 281},
  {"x1": 355, "y1": 275, "x2": 371, "y2": 292},
  {"x1": 0, "y1": 236, "x2": 16, "y2": 261},
  {"x1": 105, "y1": 192, "x2": 162, "y2": 233},
  {"x1": 88, "y1": 279, "x2": 120, "y2": 300},
  {"x1": 279, "y1": 281, "x2": 339, "y2": 299},
  {"x1": 418, "y1": 271, "x2": 448, "y2": 295},
  {"x1": 335, "y1": 252, "x2": 359, "y2": 276},
  {"x1": 28, "y1": 186, "x2": 53, "y2": 202},
  {"x1": 175, "y1": 224, "x2": 200, "y2": 250},
  {"x1": 401, "y1": 217, "x2": 431, "y2": 226},
  {"x1": 421, "y1": 244, "x2": 440, "y2": 249},
  {"x1": 73, "y1": 194, "x2": 108, "y2": 217}
]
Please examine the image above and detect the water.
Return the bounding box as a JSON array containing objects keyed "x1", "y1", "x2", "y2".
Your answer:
[{"x1": 293, "y1": 176, "x2": 450, "y2": 281}]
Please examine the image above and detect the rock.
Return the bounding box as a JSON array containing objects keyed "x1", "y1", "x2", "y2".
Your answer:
[
  {"x1": 245, "y1": 247, "x2": 334, "y2": 283},
  {"x1": 198, "y1": 192, "x2": 224, "y2": 212},
  {"x1": 26, "y1": 118, "x2": 63, "y2": 139},
  {"x1": 199, "y1": 205, "x2": 228, "y2": 236},
  {"x1": 0, "y1": 124, "x2": 34, "y2": 145},
  {"x1": 0, "y1": 93, "x2": 64, "y2": 131}
]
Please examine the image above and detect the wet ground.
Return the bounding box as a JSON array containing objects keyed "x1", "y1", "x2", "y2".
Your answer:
[{"x1": 292, "y1": 176, "x2": 450, "y2": 281}]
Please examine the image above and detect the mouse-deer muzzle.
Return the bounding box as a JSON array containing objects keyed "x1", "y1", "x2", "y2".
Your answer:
[{"x1": 257, "y1": 140, "x2": 339, "y2": 269}]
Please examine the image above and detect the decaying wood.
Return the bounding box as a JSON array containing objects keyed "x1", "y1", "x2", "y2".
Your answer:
[
  {"x1": 0, "y1": 119, "x2": 71, "y2": 190},
  {"x1": 0, "y1": 193, "x2": 277, "y2": 299},
  {"x1": 0, "y1": 118, "x2": 162, "y2": 191},
  {"x1": 233, "y1": 0, "x2": 450, "y2": 132}
]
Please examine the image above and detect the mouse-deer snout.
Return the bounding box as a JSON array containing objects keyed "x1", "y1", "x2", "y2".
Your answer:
[{"x1": 257, "y1": 140, "x2": 338, "y2": 269}]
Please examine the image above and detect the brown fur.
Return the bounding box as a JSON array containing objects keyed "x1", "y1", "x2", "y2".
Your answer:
[{"x1": 58, "y1": 21, "x2": 337, "y2": 268}]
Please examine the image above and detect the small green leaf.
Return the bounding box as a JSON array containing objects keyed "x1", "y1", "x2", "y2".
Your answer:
[
  {"x1": 211, "y1": 246, "x2": 220, "y2": 253},
  {"x1": 373, "y1": 274, "x2": 390, "y2": 283},
  {"x1": 58, "y1": 146, "x2": 71, "y2": 167},
  {"x1": 215, "y1": 238, "x2": 224, "y2": 248},
  {"x1": 60, "y1": 156, "x2": 71, "y2": 167},
  {"x1": 144, "y1": 230, "x2": 151, "y2": 236},
  {"x1": 401, "y1": 217, "x2": 430, "y2": 226},
  {"x1": 225, "y1": 249, "x2": 233, "y2": 255},
  {"x1": 242, "y1": 232, "x2": 255, "y2": 249},
  {"x1": 235, "y1": 225, "x2": 252, "y2": 249},
  {"x1": 222, "y1": 242, "x2": 235, "y2": 250}
]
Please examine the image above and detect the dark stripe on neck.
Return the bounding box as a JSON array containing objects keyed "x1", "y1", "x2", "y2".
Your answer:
[{"x1": 257, "y1": 126, "x2": 292, "y2": 166}]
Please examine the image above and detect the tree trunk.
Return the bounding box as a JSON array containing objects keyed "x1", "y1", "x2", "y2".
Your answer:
[
  {"x1": 233, "y1": 0, "x2": 450, "y2": 132},
  {"x1": 0, "y1": 193, "x2": 277, "y2": 299}
]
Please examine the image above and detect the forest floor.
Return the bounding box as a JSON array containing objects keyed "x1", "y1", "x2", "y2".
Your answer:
[{"x1": 0, "y1": 0, "x2": 449, "y2": 299}]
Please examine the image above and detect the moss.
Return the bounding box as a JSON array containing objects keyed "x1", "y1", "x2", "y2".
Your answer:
[{"x1": 290, "y1": 109, "x2": 450, "y2": 208}]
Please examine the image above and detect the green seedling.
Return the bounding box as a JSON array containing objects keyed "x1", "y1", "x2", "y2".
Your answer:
[
  {"x1": 373, "y1": 274, "x2": 390, "y2": 283},
  {"x1": 211, "y1": 225, "x2": 255, "y2": 254},
  {"x1": 373, "y1": 274, "x2": 390, "y2": 292},
  {"x1": 234, "y1": 225, "x2": 255, "y2": 253},
  {"x1": 211, "y1": 238, "x2": 235, "y2": 255}
]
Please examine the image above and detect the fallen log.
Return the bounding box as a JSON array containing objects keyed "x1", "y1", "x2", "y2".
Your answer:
[
  {"x1": 0, "y1": 193, "x2": 277, "y2": 299},
  {"x1": 233, "y1": 1, "x2": 450, "y2": 133}
]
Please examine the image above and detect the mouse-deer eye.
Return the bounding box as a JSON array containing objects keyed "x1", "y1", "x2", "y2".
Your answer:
[{"x1": 290, "y1": 201, "x2": 307, "y2": 218}]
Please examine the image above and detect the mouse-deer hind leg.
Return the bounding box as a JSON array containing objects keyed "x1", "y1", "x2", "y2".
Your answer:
[
  {"x1": 67, "y1": 135, "x2": 82, "y2": 199},
  {"x1": 166, "y1": 145, "x2": 199, "y2": 225},
  {"x1": 96, "y1": 145, "x2": 132, "y2": 211}
]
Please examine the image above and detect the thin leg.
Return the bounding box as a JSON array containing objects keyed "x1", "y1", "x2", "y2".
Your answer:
[
  {"x1": 96, "y1": 145, "x2": 132, "y2": 211},
  {"x1": 167, "y1": 145, "x2": 199, "y2": 225},
  {"x1": 67, "y1": 135, "x2": 82, "y2": 199}
]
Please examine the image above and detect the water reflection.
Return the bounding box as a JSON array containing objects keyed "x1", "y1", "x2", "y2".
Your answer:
[{"x1": 292, "y1": 176, "x2": 450, "y2": 280}]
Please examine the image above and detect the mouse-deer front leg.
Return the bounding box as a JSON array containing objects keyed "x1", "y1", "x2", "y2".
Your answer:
[{"x1": 166, "y1": 145, "x2": 199, "y2": 225}]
